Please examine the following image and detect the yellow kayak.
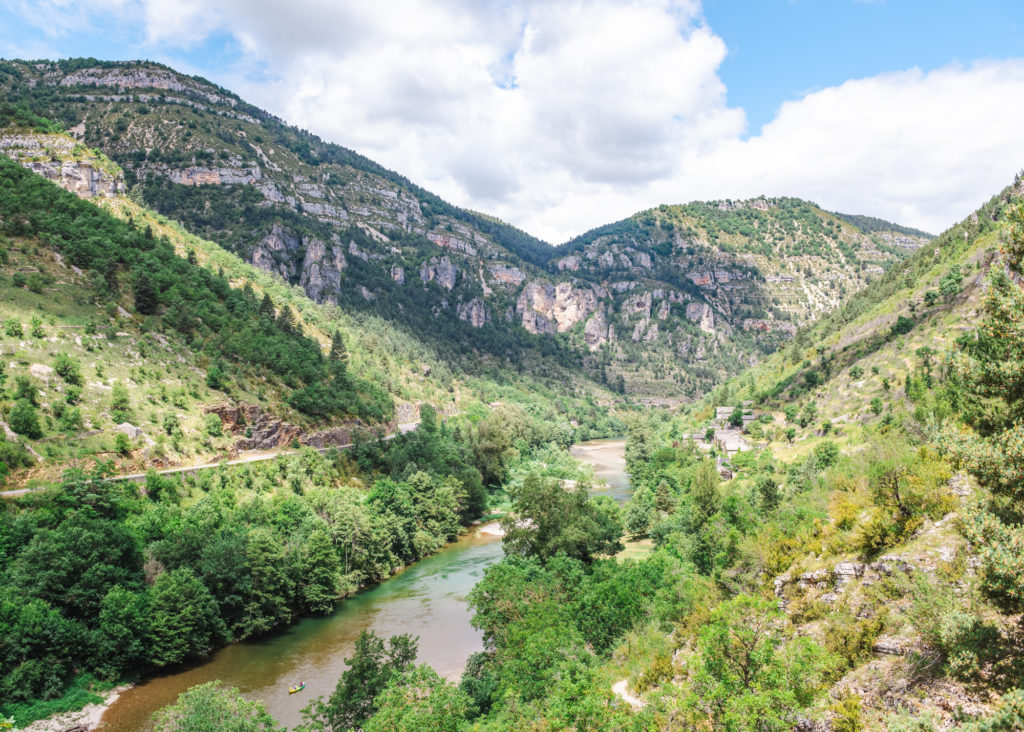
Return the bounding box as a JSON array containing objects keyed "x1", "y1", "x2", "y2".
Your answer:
[{"x1": 289, "y1": 682, "x2": 306, "y2": 694}]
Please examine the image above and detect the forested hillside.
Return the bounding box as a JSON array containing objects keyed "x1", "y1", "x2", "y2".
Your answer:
[
  {"x1": 0, "y1": 59, "x2": 929, "y2": 397},
  {"x1": 392, "y1": 171, "x2": 1021, "y2": 729}
]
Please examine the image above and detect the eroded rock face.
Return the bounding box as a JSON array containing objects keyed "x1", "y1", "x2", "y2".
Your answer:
[
  {"x1": 457, "y1": 297, "x2": 489, "y2": 328},
  {"x1": 428, "y1": 232, "x2": 477, "y2": 256},
  {"x1": 299, "y1": 236, "x2": 347, "y2": 303},
  {"x1": 390, "y1": 265, "x2": 406, "y2": 285},
  {"x1": 622, "y1": 291, "x2": 653, "y2": 320},
  {"x1": 251, "y1": 223, "x2": 301, "y2": 280},
  {"x1": 59, "y1": 66, "x2": 232, "y2": 105},
  {"x1": 741, "y1": 318, "x2": 797, "y2": 335},
  {"x1": 420, "y1": 256, "x2": 458, "y2": 290},
  {"x1": 584, "y1": 308, "x2": 614, "y2": 351},
  {"x1": 487, "y1": 263, "x2": 527, "y2": 287},
  {"x1": 167, "y1": 165, "x2": 261, "y2": 186},
  {"x1": 556, "y1": 255, "x2": 582, "y2": 271},
  {"x1": 0, "y1": 134, "x2": 126, "y2": 198},
  {"x1": 516, "y1": 281, "x2": 599, "y2": 334},
  {"x1": 685, "y1": 302, "x2": 715, "y2": 334},
  {"x1": 207, "y1": 403, "x2": 302, "y2": 451}
]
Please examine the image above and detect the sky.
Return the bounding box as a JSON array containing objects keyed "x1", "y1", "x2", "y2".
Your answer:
[{"x1": 2, "y1": 1, "x2": 1024, "y2": 244}]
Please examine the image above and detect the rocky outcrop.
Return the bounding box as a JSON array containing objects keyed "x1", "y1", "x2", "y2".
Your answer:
[
  {"x1": 207, "y1": 402, "x2": 302, "y2": 450},
  {"x1": 516, "y1": 281, "x2": 599, "y2": 334},
  {"x1": 584, "y1": 308, "x2": 615, "y2": 351},
  {"x1": 556, "y1": 255, "x2": 582, "y2": 271},
  {"x1": 167, "y1": 164, "x2": 261, "y2": 186},
  {"x1": 622, "y1": 291, "x2": 653, "y2": 319},
  {"x1": 741, "y1": 318, "x2": 797, "y2": 335},
  {"x1": 428, "y1": 232, "x2": 476, "y2": 256},
  {"x1": 420, "y1": 256, "x2": 458, "y2": 290},
  {"x1": 457, "y1": 297, "x2": 489, "y2": 328},
  {"x1": 685, "y1": 302, "x2": 715, "y2": 334},
  {"x1": 487, "y1": 263, "x2": 527, "y2": 287},
  {"x1": 251, "y1": 223, "x2": 301, "y2": 280},
  {"x1": 299, "y1": 236, "x2": 346, "y2": 303},
  {"x1": 59, "y1": 66, "x2": 232, "y2": 105},
  {"x1": 0, "y1": 133, "x2": 125, "y2": 198},
  {"x1": 390, "y1": 265, "x2": 405, "y2": 285}
]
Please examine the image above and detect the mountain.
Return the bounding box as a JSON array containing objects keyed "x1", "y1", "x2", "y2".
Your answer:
[
  {"x1": 0, "y1": 59, "x2": 930, "y2": 397},
  {"x1": 0, "y1": 116, "x2": 621, "y2": 486}
]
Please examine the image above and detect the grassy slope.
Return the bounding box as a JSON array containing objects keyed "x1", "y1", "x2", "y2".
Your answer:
[
  {"x1": 0, "y1": 130, "x2": 622, "y2": 487},
  {"x1": 605, "y1": 175, "x2": 1023, "y2": 727}
]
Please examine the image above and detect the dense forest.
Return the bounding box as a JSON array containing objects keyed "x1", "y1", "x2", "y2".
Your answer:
[{"x1": 0, "y1": 401, "x2": 624, "y2": 727}]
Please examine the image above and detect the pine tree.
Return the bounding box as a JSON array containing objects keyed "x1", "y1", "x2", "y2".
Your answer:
[
  {"x1": 133, "y1": 270, "x2": 159, "y2": 315},
  {"x1": 942, "y1": 204, "x2": 1024, "y2": 614},
  {"x1": 259, "y1": 293, "x2": 274, "y2": 318},
  {"x1": 329, "y1": 330, "x2": 348, "y2": 363},
  {"x1": 277, "y1": 305, "x2": 296, "y2": 334}
]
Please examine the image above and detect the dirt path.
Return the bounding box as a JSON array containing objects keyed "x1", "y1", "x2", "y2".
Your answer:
[
  {"x1": 0, "y1": 421, "x2": 419, "y2": 498},
  {"x1": 612, "y1": 679, "x2": 645, "y2": 709}
]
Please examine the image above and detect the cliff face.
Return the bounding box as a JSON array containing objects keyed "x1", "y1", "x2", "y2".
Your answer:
[
  {"x1": 0, "y1": 133, "x2": 125, "y2": 198},
  {"x1": 0, "y1": 60, "x2": 932, "y2": 398}
]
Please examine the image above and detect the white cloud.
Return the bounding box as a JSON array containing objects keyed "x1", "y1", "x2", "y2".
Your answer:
[{"x1": 6, "y1": 0, "x2": 1024, "y2": 242}]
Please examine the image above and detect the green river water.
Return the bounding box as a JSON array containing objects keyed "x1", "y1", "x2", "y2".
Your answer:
[{"x1": 100, "y1": 438, "x2": 628, "y2": 731}]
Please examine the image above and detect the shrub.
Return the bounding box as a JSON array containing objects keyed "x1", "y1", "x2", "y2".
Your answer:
[
  {"x1": 53, "y1": 353, "x2": 83, "y2": 386},
  {"x1": 9, "y1": 400, "x2": 42, "y2": 439},
  {"x1": 824, "y1": 612, "x2": 884, "y2": 671},
  {"x1": 813, "y1": 441, "x2": 840, "y2": 470},
  {"x1": 634, "y1": 653, "x2": 673, "y2": 693},
  {"x1": 204, "y1": 413, "x2": 222, "y2": 437},
  {"x1": 830, "y1": 693, "x2": 864, "y2": 732}
]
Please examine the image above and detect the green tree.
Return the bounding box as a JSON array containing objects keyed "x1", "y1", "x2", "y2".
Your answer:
[
  {"x1": 813, "y1": 440, "x2": 840, "y2": 470},
  {"x1": 300, "y1": 631, "x2": 417, "y2": 732},
  {"x1": 148, "y1": 568, "x2": 225, "y2": 667},
  {"x1": 501, "y1": 472, "x2": 622, "y2": 562},
  {"x1": 942, "y1": 209, "x2": 1024, "y2": 616},
  {"x1": 94, "y1": 585, "x2": 150, "y2": 679},
  {"x1": 756, "y1": 473, "x2": 780, "y2": 513},
  {"x1": 153, "y1": 681, "x2": 283, "y2": 732},
  {"x1": 691, "y1": 460, "x2": 720, "y2": 528},
  {"x1": 680, "y1": 595, "x2": 832, "y2": 730},
  {"x1": 111, "y1": 383, "x2": 133, "y2": 423},
  {"x1": 133, "y1": 270, "x2": 159, "y2": 315},
  {"x1": 53, "y1": 352, "x2": 82, "y2": 386},
  {"x1": 13, "y1": 376, "x2": 37, "y2": 405},
  {"x1": 798, "y1": 402, "x2": 818, "y2": 428},
  {"x1": 418, "y1": 404, "x2": 438, "y2": 434},
  {"x1": 939, "y1": 264, "x2": 963, "y2": 298},
  {"x1": 363, "y1": 665, "x2": 471, "y2": 732},
  {"x1": 328, "y1": 330, "x2": 348, "y2": 364},
  {"x1": 728, "y1": 406, "x2": 744, "y2": 428},
  {"x1": 205, "y1": 361, "x2": 226, "y2": 391},
  {"x1": 297, "y1": 528, "x2": 342, "y2": 614},
  {"x1": 8, "y1": 399, "x2": 42, "y2": 439},
  {"x1": 234, "y1": 528, "x2": 291, "y2": 638},
  {"x1": 623, "y1": 484, "x2": 655, "y2": 537}
]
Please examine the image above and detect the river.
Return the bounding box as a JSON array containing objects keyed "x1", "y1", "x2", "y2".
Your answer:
[
  {"x1": 570, "y1": 437, "x2": 630, "y2": 503},
  {"x1": 100, "y1": 437, "x2": 629, "y2": 731}
]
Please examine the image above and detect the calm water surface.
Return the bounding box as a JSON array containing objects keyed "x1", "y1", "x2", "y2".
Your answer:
[
  {"x1": 101, "y1": 530, "x2": 503, "y2": 731},
  {"x1": 101, "y1": 437, "x2": 630, "y2": 731}
]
